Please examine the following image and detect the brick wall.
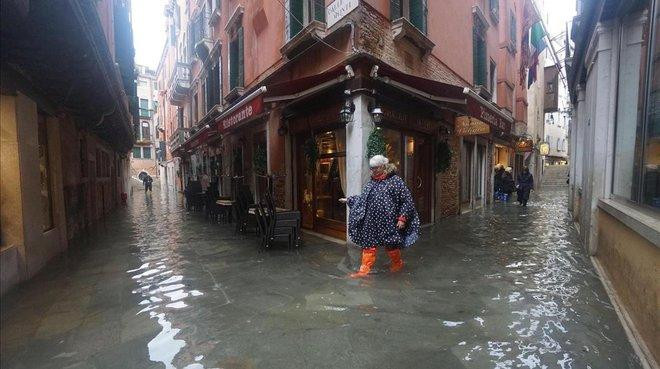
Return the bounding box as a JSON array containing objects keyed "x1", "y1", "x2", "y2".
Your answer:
[
  {"x1": 436, "y1": 134, "x2": 460, "y2": 218},
  {"x1": 354, "y1": 3, "x2": 467, "y2": 87}
]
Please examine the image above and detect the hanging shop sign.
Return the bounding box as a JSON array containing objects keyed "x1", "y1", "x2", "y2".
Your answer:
[
  {"x1": 465, "y1": 95, "x2": 512, "y2": 134},
  {"x1": 454, "y1": 116, "x2": 491, "y2": 136},
  {"x1": 516, "y1": 138, "x2": 534, "y2": 152},
  {"x1": 538, "y1": 141, "x2": 550, "y2": 156},
  {"x1": 218, "y1": 95, "x2": 264, "y2": 133},
  {"x1": 326, "y1": 0, "x2": 359, "y2": 28}
]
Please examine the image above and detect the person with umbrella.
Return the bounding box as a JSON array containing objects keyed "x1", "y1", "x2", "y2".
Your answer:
[{"x1": 340, "y1": 155, "x2": 420, "y2": 278}]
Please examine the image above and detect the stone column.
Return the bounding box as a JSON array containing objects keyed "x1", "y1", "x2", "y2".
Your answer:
[{"x1": 344, "y1": 93, "x2": 374, "y2": 268}]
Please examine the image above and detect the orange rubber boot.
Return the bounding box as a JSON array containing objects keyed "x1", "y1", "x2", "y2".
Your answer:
[
  {"x1": 387, "y1": 249, "x2": 404, "y2": 272},
  {"x1": 350, "y1": 248, "x2": 377, "y2": 278}
]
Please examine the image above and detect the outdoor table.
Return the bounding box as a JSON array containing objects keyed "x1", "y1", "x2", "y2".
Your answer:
[{"x1": 216, "y1": 199, "x2": 234, "y2": 223}]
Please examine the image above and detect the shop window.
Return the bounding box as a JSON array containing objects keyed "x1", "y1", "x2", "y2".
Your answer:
[
  {"x1": 133, "y1": 147, "x2": 142, "y2": 158},
  {"x1": 38, "y1": 115, "x2": 54, "y2": 231},
  {"x1": 233, "y1": 146, "x2": 243, "y2": 177},
  {"x1": 390, "y1": 0, "x2": 428, "y2": 34},
  {"x1": 473, "y1": 26, "x2": 487, "y2": 86},
  {"x1": 287, "y1": 0, "x2": 326, "y2": 40},
  {"x1": 229, "y1": 27, "x2": 244, "y2": 90},
  {"x1": 612, "y1": 10, "x2": 659, "y2": 209}
]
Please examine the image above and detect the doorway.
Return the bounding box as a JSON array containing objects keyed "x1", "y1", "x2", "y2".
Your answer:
[{"x1": 296, "y1": 129, "x2": 347, "y2": 239}]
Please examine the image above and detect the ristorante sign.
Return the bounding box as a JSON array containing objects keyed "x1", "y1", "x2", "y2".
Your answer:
[
  {"x1": 466, "y1": 97, "x2": 511, "y2": 134},
  {"x1": 218, "y1": 95, "x2": 264, "y2": 133}
]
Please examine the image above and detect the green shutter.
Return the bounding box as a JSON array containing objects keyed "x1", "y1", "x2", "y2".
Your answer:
[
  {"x1": 473, "y1": 30, "x2": 486, "y2": 86},
  {"x1": 390, "y1": 0, "x2": 402, "y2": 20},
  {"x1": 230, "y1": 39, "x2": 238, "y2": 89},
  {"x1": 510, "y1": 12, "x2": 516, "y2": 44},
  {"x1": 410, "y1": 0, "x2": 427, "y2": 34},
  {"x1": 290, "y1": 0, "x2": 304, "y2": 38},
  {"x1": 314, "y1": 0, "x2": 325, "y2": 22},
  {"x1": 237, "y1": 27, "x2": 244, "y2": 87}
]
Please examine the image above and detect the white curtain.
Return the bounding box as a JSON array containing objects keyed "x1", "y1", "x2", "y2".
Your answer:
[{"x1": 335, "y1": 129, "x2": 347, "y2": 195}]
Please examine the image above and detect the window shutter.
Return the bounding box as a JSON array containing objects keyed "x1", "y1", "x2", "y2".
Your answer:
[
  {"x1": 230, "y1": 39, "x2": 238, "y2": 89},
  {"x1": 237, "y1": 26, "x2": 244, "y2": 87},
  {"x1": 473, "y1": 30, "x2": 486, "y2": 86},
  {"x1": 390, "y1": 0, "x2": 402, "y2": 20},
  {"x1": 290, "y1": 0, "x2": 304, "y2": 38},
  {"x1": 410, "y1": 0, "x2": 427, "y2": 34},
  {"x1": 314, "y1": 0, "x2": 325, "y2": 22},
  {"x1": 510, "y1": 12, "x2": 516, "y2": 44}
]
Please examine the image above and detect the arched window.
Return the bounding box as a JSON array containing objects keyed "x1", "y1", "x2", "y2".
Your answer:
[{"x1": 557, "y1": 138, "x2": 561, "y2": 151}]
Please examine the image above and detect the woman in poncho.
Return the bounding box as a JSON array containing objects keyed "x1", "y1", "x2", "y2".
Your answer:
[{"x1": 341, "y1": 155, "x2": 420, "y2": 278}]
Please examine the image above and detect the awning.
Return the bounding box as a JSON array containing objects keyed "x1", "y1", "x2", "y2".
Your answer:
[
  {"x1": 263, "y1": 65, "x2": 350, "y2": 102},
  {"x1": 216, "y1": 86, "x2": 267, "y2": 133},
  {"x1": 374, "y1": 64, "x2": 513, "y2": 135}
]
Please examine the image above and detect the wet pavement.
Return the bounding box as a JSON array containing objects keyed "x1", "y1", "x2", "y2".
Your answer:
[{"x1": 0, "y1": 186, "x2": 643, "y2": 369}]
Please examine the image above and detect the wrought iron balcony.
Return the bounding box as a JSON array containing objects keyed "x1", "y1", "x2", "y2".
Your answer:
[
  {"x1": 168, "y1": 127, "x2": 190, "y2": 152},
  {"x1": 167, "y1": 62, "x2": 191, "y2": 106}
]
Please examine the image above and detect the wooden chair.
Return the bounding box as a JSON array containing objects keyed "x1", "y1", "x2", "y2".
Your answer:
[{"x1": 257, "y1": 203, "x2": 297, "y2": 250}]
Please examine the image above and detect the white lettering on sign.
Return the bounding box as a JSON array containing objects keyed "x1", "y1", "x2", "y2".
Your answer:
[
  {"x1": 222, "y1": 104, "x2": 254, "y2": 130},
  {"x1": 326, "y1": 0, "x2": 359, "y2": 28},
  {"x1": 479, "y1": 106, "x2": 506, "y2": 131}
]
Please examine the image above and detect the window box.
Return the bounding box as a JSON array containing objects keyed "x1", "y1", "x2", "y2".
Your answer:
[
  {"x1": 280, "y1": 20, "x2": 326, "y2": 59},
  {"x1": 391, "y1": 17, "x2": 435, "y2": 57}
]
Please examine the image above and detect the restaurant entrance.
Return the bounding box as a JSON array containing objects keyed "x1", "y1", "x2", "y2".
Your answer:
[{"x1": 296, "y1": 129, "x2": 347, "y2": 240}]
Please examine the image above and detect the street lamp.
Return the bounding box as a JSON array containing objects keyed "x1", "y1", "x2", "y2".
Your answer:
[
  {"x1": 370, "y1": 102, "x2": 383, "y2": 124},
  {"x1": 339, "y1": 90, "x2": 355, "y2": 124}
]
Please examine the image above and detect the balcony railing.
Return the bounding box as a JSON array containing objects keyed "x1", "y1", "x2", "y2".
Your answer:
[
  {"x1": 168, "y1": 127, "x2": 190, "y2": 152},
  {"x1": 167, "y1": 62, "x2": 191, "y2": 106}
]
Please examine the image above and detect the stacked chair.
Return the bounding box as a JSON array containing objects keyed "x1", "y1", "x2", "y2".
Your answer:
[{"x1": 254, "y1": 191, "x2": 301, "y2": 250}]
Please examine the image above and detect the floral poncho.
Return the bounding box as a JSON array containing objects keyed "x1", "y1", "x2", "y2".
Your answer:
[{"x1": 347, "y1": 173, "x2": 420, "y2": 249}]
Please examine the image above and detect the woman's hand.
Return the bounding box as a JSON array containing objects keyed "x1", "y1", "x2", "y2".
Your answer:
[
  {"x1": 397, "y1": 220, "x2": 406, "y2": 230},
  {"x1": 338, "y1": 198, "x2": 347, "y2": 204}
]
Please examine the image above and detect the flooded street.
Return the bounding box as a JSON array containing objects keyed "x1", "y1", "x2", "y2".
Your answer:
[{"x1": 0, "y1": 186, "x2": 642, "y2": 369}]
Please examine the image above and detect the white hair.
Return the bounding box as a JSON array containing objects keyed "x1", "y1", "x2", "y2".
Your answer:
[
  {"x1": 505, "y1": 166, "x2": 513, "y2": 173},
  {"x1": 369, "y1": 155, "x2": 389, "y2": 168}
]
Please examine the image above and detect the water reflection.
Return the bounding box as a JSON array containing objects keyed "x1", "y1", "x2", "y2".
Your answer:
[{"x1": 128, "y1": 188, "x2": 207, "y2": 369}]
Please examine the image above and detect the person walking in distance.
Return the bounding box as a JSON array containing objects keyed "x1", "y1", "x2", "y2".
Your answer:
[
  {"x1": 339, "y1": 155, "x2": 420, "y2": 278},
  {"x1": 516, "y1": 166, "x2": 534, "y2": 206},
  {"x1": 143, "y1": 174, "x2": 153, "y2": 193},
  {"x1": 501, "y1": 167, "x2": 515, "y2": 201}
]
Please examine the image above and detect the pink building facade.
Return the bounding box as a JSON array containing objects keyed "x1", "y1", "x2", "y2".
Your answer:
[{"x1": 157, "y1": 0, "x2": 537, "y2": 239}]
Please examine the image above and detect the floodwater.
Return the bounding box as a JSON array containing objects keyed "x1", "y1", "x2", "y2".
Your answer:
[{"x1": 0, "y1": 185, "x2": 642, "y2": 369}]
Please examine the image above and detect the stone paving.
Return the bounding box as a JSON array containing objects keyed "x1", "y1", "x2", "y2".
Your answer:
[{"x1": 0, "y1": 186, "x2": 643, "y2": 369}]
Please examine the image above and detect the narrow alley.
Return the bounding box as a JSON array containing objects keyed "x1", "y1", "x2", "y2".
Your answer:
[{"x1": 0, "y1": 186, "x2": 642, "y2": 369}]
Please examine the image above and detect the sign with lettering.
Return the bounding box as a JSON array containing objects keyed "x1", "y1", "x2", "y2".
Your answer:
[
  {"x1": 381, "y1": 106, "x2": 437, "y2": 134},
  {"x1": 466, "y1": 97, "x2": 511, "y2": 134},
  {"x1": 455, "y1": 116, "x2": 491, "y2": 136},
  {"x1": 326, "y1": 0, "x2": 359, "y2": 28},
  {"x1": 218, "y1": 95, "x2": 264, "y2": 133}
]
